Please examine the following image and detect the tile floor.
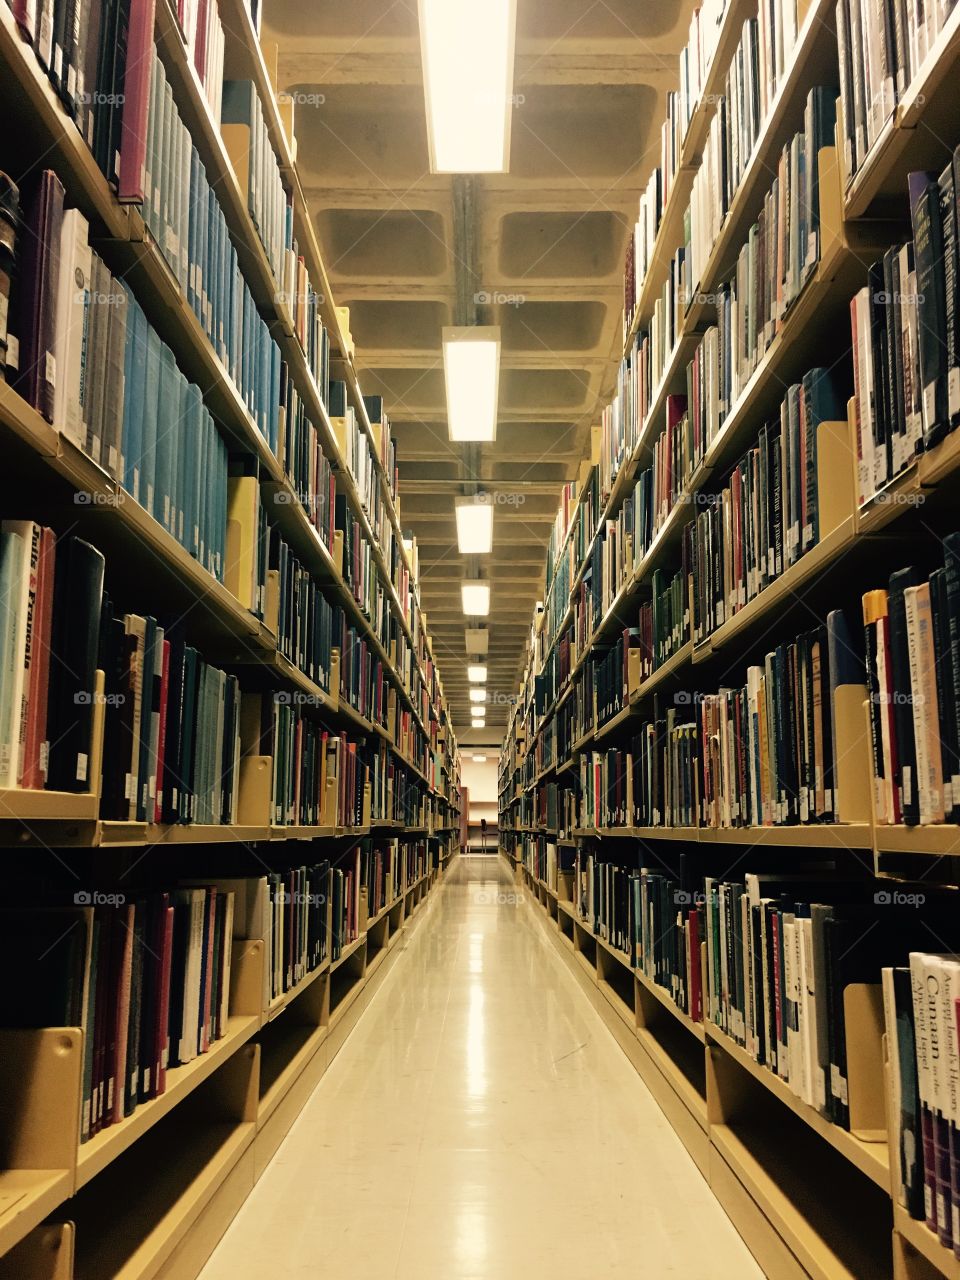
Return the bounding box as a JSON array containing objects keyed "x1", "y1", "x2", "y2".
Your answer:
[{"x1": 200, "y1": 856, "x2": 765, "y2": 1279}]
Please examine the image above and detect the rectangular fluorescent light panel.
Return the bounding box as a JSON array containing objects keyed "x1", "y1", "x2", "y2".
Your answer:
[
  {"x1": 468, "y1": 665, "x2": 487, "y2": 683},
  {"x1": 443, "y1": 327, "x2": 500, "y2": 442},
  {"x1": 471, "y1": 718, "x2": 486, "y2": 728},
  {"x1": 456, "y1": 499, "x2": 493, "y2": 553},
  {"x1": 469, "y1": 688, "x2": 487, "y2": 704},
  {"x1": 418, "y1": 0, "x2": 517, "y2": 173},
  {"x1": 461, "y1": 582, "x2": 490, "y2": 616},
  {"x1": 473, "y1": 755, "x2": 488, "y2": 763}
]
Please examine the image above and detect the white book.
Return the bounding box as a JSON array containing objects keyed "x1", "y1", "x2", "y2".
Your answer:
[
  {"x1": 0, "y1": 522, "x2": 38, "y2": 788},
  {"x1": 55, "y1": 208, "x2": 93, "y2": 446}
]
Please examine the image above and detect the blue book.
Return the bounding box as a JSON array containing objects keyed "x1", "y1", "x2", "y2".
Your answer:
[
  {"x1": 172, "y1": 367, "x2": 188, "y2": 546},
  {"x1": 121, "y1": 293, "x2": 144, "y2": 502},
  {"x1": 183, "y1": 385, "x2": 202, "y2": 563},
  {"x1": 155, "y1": 346, "x2": 177, "y2": 534},
  {"x1": 141, "y1": 328, "x2": 161, "y2": 518}
]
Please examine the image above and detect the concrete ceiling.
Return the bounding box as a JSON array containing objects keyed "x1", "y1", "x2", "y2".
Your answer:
[{"x1": 264, "y1": 0, "x2": 697, "y2": 741}]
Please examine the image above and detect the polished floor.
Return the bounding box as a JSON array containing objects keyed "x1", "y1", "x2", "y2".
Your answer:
[{"x1": 200, "y1": 857, "x2": 764, "y2": 1279}]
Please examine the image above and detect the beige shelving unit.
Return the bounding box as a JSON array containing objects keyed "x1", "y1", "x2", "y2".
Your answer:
[
  {"x1": 497, "y1": 3, "x2": 960, "y2": 1278},
  {"x1": 0, "y1": 0, "x2": 465, "y2": 1273}
]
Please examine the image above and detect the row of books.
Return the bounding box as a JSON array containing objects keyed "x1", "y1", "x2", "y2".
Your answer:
[
  {"x1": 574, "y1": 612, "x2": 855, "y2": 830},
  {"x1": 9, "y1": 180, "x2": 233, "y2": 580},
  {"x1": 99, "y1": 606, "x2": 242, "y2": 825},
  {"x1": 705, "y1": 875, "x2": 960, "y2": 1131},
  {"x1": 695, "y1": 107, "x2": 836, "y2": 419},
  {"x1": 286, "y1": 231, "x2": 331, "y2": 395},
  {"x1": 837, "y1": 0, "x2": 952, "y2": 183},
  {"x1": 625, "y1": 2, "x2": 802, "y2": 326},
  {"x1": 277, "y1": 365, "x2": 337, "y2": 551},
  {"x1": 144, "y1": 54, "x2": 283, "y2": 451},
  {"x1": 270, "y1": 527, "x2": 342, "y2": 695},
  {"x1": 863, "y1": 541, "x2": 960, "y2": 827},
  {"x1": 222, "y1": 79, "x2": 290, "y2": 293},
  {"x1": 2, "y1": 886, "x2": 236, "y2": 1143},
  {"x1": 522, "y1": 834, "x2": 558, "y2": 890},
  {"x1": 264, "y1": 702, "x2": 372, "y2": 829},
  {"x1": 176, "y1": 0, "x2": 226, "y2": 123},
  {"x1": 543, "y1": 478, "x2": 580, "y2": 598},
  {"x1": 364, "y1": 840, "x2": 401, "y2": 919},
  {"x1": 687, "y1": 367, "x2": 844, "y2": 644},
  {"x1": 885, "y1": 950, "x2": 960, "y2": 1250},
  {"x1": 851, "y1": 162, "x2": 960, "y2": 506},
  {"x1": 254, "y1": 866, "x2": 331, "y2": 1005}
]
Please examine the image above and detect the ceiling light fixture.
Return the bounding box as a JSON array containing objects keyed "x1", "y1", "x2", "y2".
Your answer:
[
  {"x1": 461, "y1": 581, "x2": 490, "y2": 616},
  {"x1": 418, "y1": 0, "x2": 517, "y2": 173},
  {"x1": 473, "y1": 755, "x2": 488, "y2": 763},
  {"x1": 469, "y1": 688, "x2": 487, "y2": 704},
  {"x1": 467, "y1": 665, "x2": 487, "y2": 683},
  {"x1": 455, "y1": 498, "x2": 493, "y2": 554},
  {"x1": 471, "y1": 718, "x2": 486, "y2": 729},
  {"x1": 443, "y1": 327, "x2": 500, "y2": 442}
]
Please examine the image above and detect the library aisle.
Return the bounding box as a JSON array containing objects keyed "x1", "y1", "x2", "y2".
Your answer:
[{"x1": 199, "y1": 859, "x2": 761, "y2": 1280}]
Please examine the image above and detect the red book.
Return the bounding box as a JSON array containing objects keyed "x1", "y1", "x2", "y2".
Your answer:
[
  {"x1": 156, "y1": 903, "x2": 174, "y2": 1094},
  {"x1": 12, "y1": 0, "x2": 36, "y2": 41},
  {"x1": 117, "y1": 0, "x2": 157, "y2": 202},
  {"x1": 111, "y1": 904, "x2": 135, "y2": 1125},
  {"x1": 153, "y1": 639, "x2": 170, "y2": 822},
  {"x1": 16, "y1": 523, "x2": 42, "y2": 788},
  {"x1": 194, "y1": 0, "x2": 208, "y2": 78}
]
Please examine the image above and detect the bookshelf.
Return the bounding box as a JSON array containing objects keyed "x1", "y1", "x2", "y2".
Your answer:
[
  {"x1": 498, "y1": 2, "x2": 960, "y2": 1277},
  {"x1": 0, "y1": 0, "x2": 462, "y2": 1273}
]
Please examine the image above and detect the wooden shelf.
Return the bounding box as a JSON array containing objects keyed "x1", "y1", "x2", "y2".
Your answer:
[
  {"x1": 895, "y1": 1207, "x2": 960, "y2": 1280},
  {"x1": 75, "y1": 1016, "x2": 260, "y2": 1190},
  {"x1": 256, "y1": 1022, "x2": 327, "y2": 1129},
  {"x1": 0, "y1": 1170, "x2": 73, "y2": 1260},
  {"x1": 710, "y1": 1121, "x2": 892, "y2": 1280},
  {"x1": 72, "y1": 1115, "x2": 256, "y2": 1280},
  {"x1": 263, "y1": 963, "x2": 330, "y2": 1026},
  {"x1": 705, "y1": 1023, "x2": 889, "y2": 1190}
]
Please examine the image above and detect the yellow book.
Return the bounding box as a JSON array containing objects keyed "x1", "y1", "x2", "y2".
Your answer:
[{"x1": 224, "y1": 476, "x2": 259, "y2": 611}]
